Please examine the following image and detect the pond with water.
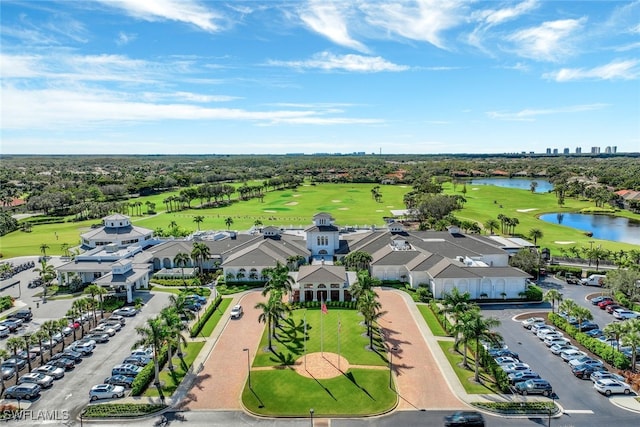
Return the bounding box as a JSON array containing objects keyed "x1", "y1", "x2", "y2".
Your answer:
[
  {"x1": 469, "y1": 178, "x2": 553, "y2": 193},
  {"x1": 539, "y1": 213, "x2": 640, "y2": 245}
]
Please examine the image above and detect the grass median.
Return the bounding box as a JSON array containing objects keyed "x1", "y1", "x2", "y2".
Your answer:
[
  {"x1": 417, "y1": 304, "x2": 448, "y2": 337},
  {"x1": 144, "y1": 341, "x2": 205, "y2": 397},
  {"x1": 439, "y1": 340, "x2": 500, "y2": 394}
]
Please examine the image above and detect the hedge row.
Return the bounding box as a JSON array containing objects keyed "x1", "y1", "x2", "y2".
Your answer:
[
  {"x1": 428, "y1": 300, "x2": 452, "y2": 334},
  {"x1": 290, "y1": 300, "x2": 358, "y2": 310},
  {"x1": 548, "y1": 313, "x2": 630, "y2": 370},
  {"x1": 614, "y1": 291, "x2": 640, "y2": 312},
  {"x1": 190, "y1": 295, "x2": 222, "y2": 337},
  {"x1": 472, "y1": 401, "x2": 556, "y2": 415},
  {"x1": 478, "y1": 346, "x2": 511, "y2": 392},
  {"x1": 82, "y1": 403, "x2": 167, "y2": 418},
  {"x1": 131, "y1": 345, "x2": 170, "y2": 396}
]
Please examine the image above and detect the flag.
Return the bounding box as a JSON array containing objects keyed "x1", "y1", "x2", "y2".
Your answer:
[{"x1": 321, "y1": 301, "x2": 328, "y2": 314}]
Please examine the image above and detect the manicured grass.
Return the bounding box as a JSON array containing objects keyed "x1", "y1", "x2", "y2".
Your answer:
[
  {"x1": 443, "y1": 182, "x2": 640, "y2": 254},
  {"x1": 438, "y1": 341, "x2": 500, "y2": 394},
  {"x1": 200, "y1": 298, "x2": 232, "y2": 337},
  {"x1": 417, "y1": 304, "x2": 448, "y2": 337},
  {"x1": 242, "y1": 368, "x2": 396, "y2": 416},
  {"x1": 252, "y1": 308, "x2": 387, "y2": 368},
  {"x1": 216, "y1": 283, "x2": 262, "y2": 295},
  {"x1": 144, "y1": 341, "x2": 205, "y2": 397}
]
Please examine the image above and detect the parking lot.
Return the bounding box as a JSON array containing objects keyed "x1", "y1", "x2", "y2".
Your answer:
[
  {"x1": 481, "y1": 275, "x2": 637, "y2": 422},
  {"x1": 1, "y1": 256, "x2": 171, "y2": 419}
]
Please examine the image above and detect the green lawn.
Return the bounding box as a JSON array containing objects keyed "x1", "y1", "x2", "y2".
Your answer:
[
  {"x1": 438, "y1": 341, "x2": 499, "y2": 394},
  {"x1": 252, "y1": 308, "x2": 388, "y2": 368},
  {"x1": 144, "y1": 341, "x2": 205, "y2": 397},
  {"x1": 200, "y1": 298, "x2": 232, "y2": 337},
  {"x1": 242, "y1": 368, "x2": 396, "y2": 416},
  {"x1": 417, "y1": 304, "x2": 448, "y2": 337}
]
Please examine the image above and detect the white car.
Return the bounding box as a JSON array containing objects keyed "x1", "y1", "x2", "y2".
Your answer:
[
  {"x1": 0, "y1": 325, "x2": 10, "y2": 338},
  {"x1": 113, "y1": 307, "x2": 138, "y2": 317},
  {"x1": 550, "y1": 344, "x2": 578, "y2": 355},
  {"x1": 501, "y1": 363, "x2": 530, "y2": 374},
  {"x1": 101, "y1": 321, "x2": 122, "y2": 332},
  {"x1": 33, "y1": 364, "x2": 65, "y2": 379},
  {"x1": 92, "y1": 325, "x2": 117, "y2": 336},
  {"x1": 522, "y1": 317, "x2": 545, "y2": 329},
  {"x1": 569, "y1": 356, "x2": 597, "y2": 368},
  {"x1": 544, "y1": 336, "x2": 570, "y2": 347},
  {"x1": 495, "y1": 357, "x2": 518, "y2": 366},
  {"x1": 537, "y1": 329, "x2": 560, "y2": 340},
  {"x1": 230, "y1": 305, "x2": 243, "y2": 319},
  {"x1": 89, "y1": 384, "x2": 125, "y2": 401},
  {"x1": 531, "y1": 324, "x2": 554, "y2": 335},
  {"x1": 590, "y1": 371, "x2": 626, "y2": 383},
  {"x1": 594, "y1": 378, "x2": 632, "y2": 396},
  {"x1": 70, "y1": 342, "x2": 94, "y2": 355},
  {"x1": 613, "y1": 309, "x2": 639, "y2": 320},
  {"x1": 560, "y1": 349, "x2": 587, "y2": 362},
  {"x1": 18, "y1": 372, "x2": 54, "y2": 388}
]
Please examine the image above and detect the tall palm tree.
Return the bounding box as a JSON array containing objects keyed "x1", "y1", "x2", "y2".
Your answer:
[
  {"x1": 528, "y1": 228, "x2": 543, "y2": 246},
  {"x1": 160, "y1": 307, "x2": 187, "y2": 370},
  {"x1": 442, "y1": 288, "x2": 474, "y2": 343},
  {"x1": 544, "y1": 289, "x2": 563, "y2": 314},
  {"x1": 0, "y1": 349, "x2": 9, "y2": 394},
  {"x1": 6, "y1": 337, "x2": 23, "y2": 384},
  {"x1": 19, "y1": 335, "x2": 33, "y2": 373},
  {"x1": 133, "y1": 317, "x2": 168, "y2": 389},
  {"x1": 225, "y1": 217, "x2": 234, "y2": 230},
  {"x1": 464, "y1": 313, "x2": 502, "y2": 382},
  {"x1": 193, "y1": 215, "x2": 205, "y2": 231},
  {"x1": 262, "y1": 261, "x2": 294, "y2": 299},
  {"x1": 357, "y1": 290, "x2": 383, "y2": 350},
  {"x1": 66, "y1": 307, "x2": 80, "y2": 341},
  {"x1": 621, "y1": 322, "x2": 640, "y2": 372},
  {"x1": 573, "y1": 306, "x2": 593, "y2": 332},
  {"x1": 86, "y1": 284, "x2": 108, "y2": 319},
  {"x1": 559, "y1": 299, "x2": 579, "y2": 318},
  {"x1": 39, "y1": 243, "x2": 50, "y2": 258},
  {"x1": 604, "y1": 321, "x2": 626, "y2": 352},
  {"x1": 255, "y1": 294, "x2": 284, "y2": 352},
  {"x1": 71, "y1": 299, "x2": 89, "y2": 337},
  {"x1": 173, "y1": 252, "x2": 191, "y2": 288},
  {"x1": 483, "y1": 219, "x2": 500, "y2": 235},
  {"x1": 33, "y1": 330, "x2": 48, "y2": 365},
  {"x1": 191, "y1": 242, "x2": 211, "y2": 277},
  {"x1": 350, "y1": 270, "x2": 380, "y2": 302},
  {"x1": 41, "y1": 320, "x2": 59, "y2": 358}
]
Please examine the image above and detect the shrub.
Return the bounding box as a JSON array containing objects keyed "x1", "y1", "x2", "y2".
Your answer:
[
  {"x1": 525, "y1": 285, "x2": 543, "y2": 301},
  {"x1": 131, "y1": 345, "x2": 170, "y2": 396},
  {"x1": 0, "y1": 295, "x2": 13, "y2": 312},
  {"x1": 190, "y1": 295, "x2": 222, "y2": 337},
  {"x1": 82, "y1": 403, "x2": 166, "y2": 418},
  {"x1": 416, "y1": 286, "x2": 432, "y2": 303}
]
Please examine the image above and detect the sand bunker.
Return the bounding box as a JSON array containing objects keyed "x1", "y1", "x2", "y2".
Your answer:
[
  {"x1": 285, "y1": 202, "x2": 298, "y2": 206},
  {"x1": 338, "y1": 207, "x2": 349, "y2": 210},
  {"x1": 293, "y1": 194, "x2": 301, "y2": 197},
  {"x1": 264, "y1": 210, "x2": 277, "y2": 213},
  {"x1": 332, "y1": 199, "x2": 341, "y2": 203},
  {"x1": 292, "y1": 352, "x2": 350, "y2": 379},
  {"x1": 555, "y1": 241, "x2": 576, "y2": 245},
  {"x1": 472, "y1": 188, "x2": 479, "y2": 191},
  {"x1": 376, "y1": 209, "x2": 384, "y2": 212},
  {"x1": 517, "y1": 208, "x2": 539, "y2": 212}
]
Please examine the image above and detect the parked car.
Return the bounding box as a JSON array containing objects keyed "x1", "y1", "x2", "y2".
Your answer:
[
  {"x1": 230, "y1": 304, "x2": 243, "y2": 319},
  {"x1": 508, "y1": 371, "x2": 540, "y2": 384},
  {"x1": 0, "y1": 325, "x2": 9, "y2": 338},
  {"x1": 89, "y1": 384, "x2": 125, "y2": 401},
  {"x1": 2, "y1": 357, "x2": 26, "y2": 371},
  {"x1": 111, "y1": 364, "x2": 143, "y2": 377},
  {"x1": 537, "y1": 329, "x2": 562, "y2": 340},
  {"x1": 550, "y1": 343, "x2": 578, "y2": 355},
  {"x1": 606, "y1": 304, "x2": 623, "y2": 314},
  {"x1": 18, "y1": 372, "x2": 54, "y2": 388},
  {"x1": 16, "y1": 349, "x2": 37, "y2": 361},
  {"x1": 103, "y1": 314, "x2": 126, "y2": 325},
  {"x1": 597, "y1": 336, "x2": 619, "y2": 346},
  {"x1": 591, "y1": 296, "x2": 613, "y2": 305},
  {"x1": 501, "y1": 363, "x2": 531, "y2": 374},
  {"x1": 1, "y1": 365, "x2": 15, "y2": 380},
  {"x1": 591, "y1": 371, "x2": 626, "y2": 383},
  {"x1": 33, "y1": 364, "x2": 65, "y2": 379},
  {"x1": 487, "y1": 349, "x2": 519, "y2": 360},
  {"x1": 444, "y1": 411, "x2": 485, "y2": 427},
  {"x1": 613, "y1": 309, "x2": 639, "y2": 320},
  {"x1": 545, "y1": 337, "x2": 570, "y2": 347},
  {"x1": 100, "y1": 321, "x2": 122, "y2": 332},
  {"x1": 568, "y1": 356, "x2": 598, "y2": 368},
  {"x1": 586, "y1": 329, "x2": 604, "y2": 338},
  {"x1": 495, "y1": 357, "x2": 518, "y2": 366},
  {"x1": 594, "y1": 378, "x2": 632, "y2": 396},
  {"x1": 8, "y1": 309, "x2": 32, "y2": 322},
  {"x1": 92, "y1": 325, "x2": 117, "y2": 336},
  {"x1": 522, "y1": 317, "x2": 545, "y2": 329},
  {"x1": 531, "y1": 324, "x2": 554, "y2": 335},
  {"x1": 130, "y1": 351, "x2": 153, "y2": 363},
  {"x1": 86, "y1": 333, "x2": 110, "y2": 344},
  {"x1": 46, "y1": 358, "x2": 76, "y2": 371},
  {"x1": 577, "y1": 322, "x2": 600, "y2": 332},
  {"x1": 0, "y1": 319, "x2": 22, "y2": 332},
  {"x1": 572, "y1": 365, "x2": 605, "y2": 380},
  {"x1": 112, "y1": 307, "x2": 138, "y2": 317},
  {"x1": 103, "y1": 375, "x2": 135, "y2": 389},
  {"x1": 58, "y1": 349, "x2": 84, "y2": 362},
  {"x1": 185, "y1": 294, "x2": 207, "y2": 304},
  {"x1": 560, "y1": 350, "x2": 587, "y2": 362},
  {"x1": 122, "y1": 356, "x2": 149, "y2": 367},
  {"x1": 515, "y1": 379, "x2": 553, "y2": 396},
  {"x1": 3, "y1": 383, "x2": 41, "y2": 400},
  {"x1": 69, "y1": 342, "x2": 94, "y2": 356},
  {"x1": 598, "y1": 300, "x2": 615, "y2": 309}
]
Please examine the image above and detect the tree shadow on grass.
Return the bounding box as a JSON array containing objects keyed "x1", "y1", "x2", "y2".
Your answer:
[
  {"x1": 173, "y1": 372, "x2": 211, "y2": 409},
  {"x1": 343, "y1": 371, "x2": 375, "y2": 401},
  {"x1": 268, "y1": 350, "x2": 296, "y2": 366}
]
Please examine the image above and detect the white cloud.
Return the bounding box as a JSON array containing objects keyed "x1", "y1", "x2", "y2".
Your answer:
[
  {"x1": 360, "y1": 0, "x2": 467, "y2": 50},
  {"x1": 96, "y1": 0, "x2": 224, "y2": 32},
  {"x1": 508, "y1": 18, "x2": 586, "y2": 62},
  {"x1": 475, "y1": 0, "x2": 538, "y2": 27},
  {"x1": 266, "y1": 52, "x2": 408, "y2": 72},
  {"x1": 543, "y1": 59, "x2": 640, "y2": 81},
  {"x1": 116, "y1": 31, "x2": 136, "y2": 46},
  {"x1": 487, "y1": 103, "x2": 608, "y2": 121},
  {"x1": 299, "y1": 1, "x2": 367, "y2": 52}
]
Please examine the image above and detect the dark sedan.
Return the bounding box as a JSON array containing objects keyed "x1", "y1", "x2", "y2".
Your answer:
[
  {"x1": 444, "y1": 411, "x2": 485, "y2": 427},
  {"x1": 47, "y1": 358, "x2": 76, "y2": 371},
  {"x1": 2, "y1": 358, "x2": 27, "y2": 371},
  {"x1": 103, "y1": 375, "x2": 135, "y2": 389},
  {"x1": 591, "y1": 296, "x2": 612, "y2": 305},
  {"x1": 52, "y1": 349, "x2": 83, "y2": 363},
  {"x1": 572, "y1": 365, "x2": 605, "y2": 380}
]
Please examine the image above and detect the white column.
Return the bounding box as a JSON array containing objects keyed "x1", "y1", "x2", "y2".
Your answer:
[{"x1": 126, "y1": 284, "x2": 133, "y2": 303}]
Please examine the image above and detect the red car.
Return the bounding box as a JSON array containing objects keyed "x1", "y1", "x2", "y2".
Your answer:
[
  {"x1": 606, "y1": 304, "x2": 623, "y2": 314},
  {"x1": 598, "y1": 300, "x2": 614, "y2": 309}
]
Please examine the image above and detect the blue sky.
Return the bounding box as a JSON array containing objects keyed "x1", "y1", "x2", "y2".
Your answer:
[{"x1": 1, "y1": 0, "x2": 639, "y2": 155}]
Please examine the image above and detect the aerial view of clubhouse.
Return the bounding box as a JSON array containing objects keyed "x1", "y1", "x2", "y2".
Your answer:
[{"x1": 56, "y1": 212, "x2": 533, "y2": 303}]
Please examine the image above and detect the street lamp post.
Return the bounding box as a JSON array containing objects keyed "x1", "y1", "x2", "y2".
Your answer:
[
  {"x1": 588, "y1": 240, "x2": 595, "y2": 266},
  {"x1": 548, "y1": 393, "x2": 556, "y2": 427},
  {"x1": 243, "y1": 348, "x2": 251, "y2": 389},
  {"x1": 309, "y1": 408, "x2": 314, "y2": 427},
  {"x1": 389, "y1": 346, "x2": 398, "y2": 389}
]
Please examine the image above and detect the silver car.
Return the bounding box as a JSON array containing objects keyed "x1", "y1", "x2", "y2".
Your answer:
[{"x1": 18, "y1": 372, "x2": 54, "y2": 388}]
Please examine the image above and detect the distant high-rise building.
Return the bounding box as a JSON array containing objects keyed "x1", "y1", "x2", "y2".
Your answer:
[
  {"x1": 605, "y1": 146, "x2": 612, "y2": 154},
  {"x1": 576, "y1": 147, "x2": 582, "y2": 154},
  {"x1": 546, "y1": 148, "x2": 552, "y2": 154},
  {"x1": 612, "y1": 146, "x2": 617, "y2": 154},
  {"x1": 553, "y1": 148, "x2": 559, "y2": 154},
  {"x1": 563, "y1": 148, "x2": 570, "y2": 154},
  {"x1": 591, "y1": 146, "x2": 601, "y2": 154}
]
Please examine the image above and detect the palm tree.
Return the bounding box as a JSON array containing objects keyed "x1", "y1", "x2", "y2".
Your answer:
[
  {"x1": 160, "y1": 307, "x2": 186, "y2": 371},
  {"x1": 262, "y1": 261, "x2": 294, "y2": 299},
  {"x1": 544, "y1": 289, "x2": 563, "y2": 314},
  {"x1": 442, "y1": 288, "x2": 473, "y2": 343},
  {"x1": 193, "y1": 215, "x2": 205, "y2": 231},
  {"x1": 39, "y1": 243, "x2": 50, "y2": 258},
  {"x1": 133, "y1": 317, "x2": 168, "y2": 389},
  {"x1": 255, "y1": 294, "x2": 284, "y2": 352},
  {"x1": 66, "y1": 307, "x2": 80, "y2": 341},
  {"x1": 41, "y1": 319, "x2": 59, "y2": 358},
  {"x1": 453, "y1": 307, "x2": 481, "y2": 368},
  {"x1": 6, "y1": 337, "x2": 23, "y2": 383},
  {"x1": 60, "y1": 242, "x2": 70, "y2": 258},
  {"x1": 350, "y1": 270, "x2": 381, "y2": 301},
  {"x1": 528, "y1": 228, "x2": 543, "y2": 246},
  {"x1": 559, "y1": 299, "x2": 579, "y2": 318},
  {"x1": 33, "y1": 330, "x2": 48, "y2": 365},
  {"x1": 86, "y1": 284, "x2": 108, "y2": 319},
  {"x1": 604, "y1": 321, "x2": 626, "y2": 353},
  {"x1": 191, "y1": 242, "x2": 210, "y2": 277},
  {"x1": 464, "y1": 313, "x2": 502, "y2": 382},
  {"x1": 56, "y1": 318, "x2": 69, "y2": 350},
  {"x1": 357, "y1": 290, "x2": 383, "y2": 350},
  {"x1": 621, "y1": 324, "x2": 640, "y2": 372},
  {"x1": 173, "y1": 252, "x2": 191, "y2": 288},
  {"x1": 225, "y1": 216, "x2": 234, "y2": 230},
  {"x1": 19, "y1": 335, "x2": 33, "y2": 373},
  {"x1": 71, "y1": 298, "x2": 89, "y2": 337},
  {"x1": 573, "y1": 306, "x2": 593, "y2": 332}
]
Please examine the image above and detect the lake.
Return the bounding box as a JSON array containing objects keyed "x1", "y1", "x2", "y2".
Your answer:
[
  {"x1": 469, "y1": 178, "x2": 553, "y2": 193},
  {"x1": 539, "y1": 213, "x2": 640, "y2": 245}
]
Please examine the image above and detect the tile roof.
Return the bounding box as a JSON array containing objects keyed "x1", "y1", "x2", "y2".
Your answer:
[{"x1": 296, "y1": 264, "x2": 346, "y2": 283}]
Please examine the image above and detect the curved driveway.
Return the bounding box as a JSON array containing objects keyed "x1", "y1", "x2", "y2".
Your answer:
[{"x1": 183, "y1": 288, "x2": 463, "y2": 412}]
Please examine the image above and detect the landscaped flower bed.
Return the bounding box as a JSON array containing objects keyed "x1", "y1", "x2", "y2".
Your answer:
[
  {"x1": 82, "y1": 403, "x2": 166, "y2": 418},
  {"x1": 472, "y1": 401, "x2": 557, "y2": 415}
]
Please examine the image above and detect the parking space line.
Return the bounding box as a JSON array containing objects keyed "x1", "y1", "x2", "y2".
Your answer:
[{"x1": 562, "y1": 409, "x2": 594, "y2": 414}]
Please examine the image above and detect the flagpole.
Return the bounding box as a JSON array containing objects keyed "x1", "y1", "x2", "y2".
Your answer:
[
  {"x1": 304, "y1": 311, "x2": 307, "y2": 371},
  {"x1": 338, "y1": 312, "x2": 341, "y2": 371},
  {"x1": 321, "y1": 300, "x2": 324, "y2": 357}
]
